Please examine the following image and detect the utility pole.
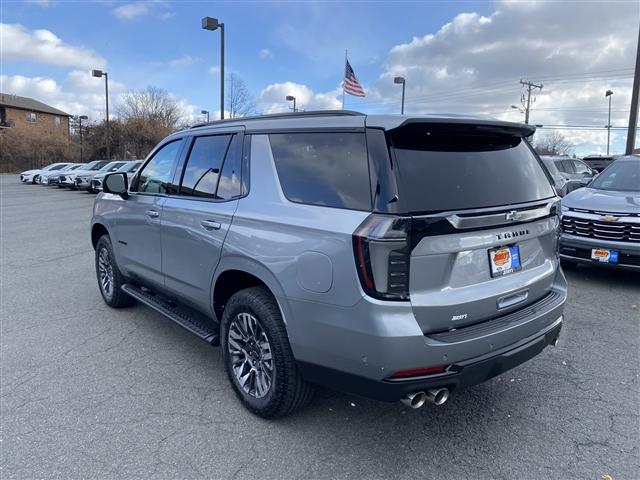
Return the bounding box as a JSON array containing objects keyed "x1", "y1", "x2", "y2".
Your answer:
[
  {"x1": 520, "y1": 80, "x2": 543, "y2": 124},
  {"x1": 626, "y1": 24, "x2": 640, "y2": 155},
  {"x1": 605, "y1": 90, "x2": 613, "y2": 155}
]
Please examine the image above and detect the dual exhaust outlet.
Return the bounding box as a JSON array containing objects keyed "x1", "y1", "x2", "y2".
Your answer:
[{"x1": 401, "y1": 388, "x2": 450, "y2": 409}]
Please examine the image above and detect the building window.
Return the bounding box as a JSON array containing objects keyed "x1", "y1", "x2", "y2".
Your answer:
[
  {"x1": 53, "y1": 116, "x2": 61, "y2": 126},
  {"x1": 26, "y1": 112, "x2": 37, "y2": 123}
]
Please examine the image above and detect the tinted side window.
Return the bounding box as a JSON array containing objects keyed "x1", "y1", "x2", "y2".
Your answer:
[
  {"x1": 91, "y1": 161, "x2": 109, "y2": 170},
  {"x1": 560, "y1": 160, "x2": 576, "y2": 173},
  {"x1": 180, "y1": 135, "x2": 232, "y2": 198},
  {"x1": 572, "y1": 160, "x2": 590, "y2": 174},
  {"x1": 136, "y1": 140, "x2": 182, "y2": 194},
  {"x1": 269, "y1": 132, "x2": 371, "y2": 210},
  {"x1": 217, "y1": 134, "x2": 242, "y2": 200}
]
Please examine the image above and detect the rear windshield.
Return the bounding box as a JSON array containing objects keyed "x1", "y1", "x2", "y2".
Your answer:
[{"x1": 389, "y1": 124, "x2": 555, "y2": 213}]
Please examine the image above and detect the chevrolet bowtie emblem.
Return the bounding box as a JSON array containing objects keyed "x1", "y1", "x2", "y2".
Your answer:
[
  {"x1": 505, "y1": 210, "x2": 522, "y2": 222},
  {"x1": 600, "y1": 215, "x2": 618, "y2": 222}
]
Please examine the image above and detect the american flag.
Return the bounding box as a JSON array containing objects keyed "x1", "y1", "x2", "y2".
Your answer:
[{"x1": 343, "y1": 60, "x2": 365, "y2": 97}]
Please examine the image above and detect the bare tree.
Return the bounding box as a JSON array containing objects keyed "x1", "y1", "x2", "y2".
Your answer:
[
  {"x1": 116, "y1": 87, "x2": 183, "y2": 158},
  {"x1": 534, "y1": 131, "x2": 575, "y2": 156},
  {"x1": 118, "y1": 86, "x2": 182, "y2": 128},
  {"x1": 226, "y1": 73, "x2": 256, "y2": 118}
]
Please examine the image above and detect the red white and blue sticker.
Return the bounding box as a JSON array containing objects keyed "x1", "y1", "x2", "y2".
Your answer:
[{"x1": 489, "y1": 245, "x2": 522, "y2": 277}]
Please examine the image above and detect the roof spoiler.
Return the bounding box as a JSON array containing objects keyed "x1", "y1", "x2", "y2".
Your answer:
[{"x1": 370, "y1": 117, "x2": 536, "y2": 138}]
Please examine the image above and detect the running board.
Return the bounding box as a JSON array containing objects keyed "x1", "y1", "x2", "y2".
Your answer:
[{"x1": 121, "y1": 284, "x2": 220, "y2": 346}]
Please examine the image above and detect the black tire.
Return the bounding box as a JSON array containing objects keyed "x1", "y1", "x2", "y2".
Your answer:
[
  {"x1": 221, "y1": 286, "x2": 314, "y2": 418},
  {"x1": 95, "y1": 235, "x2": 135, "y2": 308},
  {"x1": 561, "y1": 259, "x2": 577, "y2": 270}
]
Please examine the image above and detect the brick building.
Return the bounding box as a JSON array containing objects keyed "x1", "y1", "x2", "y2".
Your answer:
[{"x1": 0, "y1": 93, "x2": 71, "y2": 140}]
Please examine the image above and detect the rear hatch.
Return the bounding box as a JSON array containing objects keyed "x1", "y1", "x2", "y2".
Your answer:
[{"x1": 387, "y1": 122, "x2": 559, "y2": 334}]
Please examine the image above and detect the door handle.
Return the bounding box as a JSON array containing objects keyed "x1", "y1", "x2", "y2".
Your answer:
[
  {"x1": 145, "y1": 209, "x2": 160, "y2": 218},
  {"x1": 201, "y1": 220, "x2": 221, "y2": 231}
]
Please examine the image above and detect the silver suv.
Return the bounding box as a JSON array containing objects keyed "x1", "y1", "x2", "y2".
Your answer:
[{"x1": 91, "y1": 111, "x2": 566, "y2": 418}]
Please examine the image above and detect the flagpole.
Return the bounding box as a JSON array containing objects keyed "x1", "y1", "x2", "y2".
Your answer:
[{"x1": 342, "y1": 49, "x2": 347, "y2": 110}]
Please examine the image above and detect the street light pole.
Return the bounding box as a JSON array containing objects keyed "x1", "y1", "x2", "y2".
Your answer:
[
  {"x1": 286, "y1": 95, "x2": 296, "y2": 112},
  {"x1": 79, "y1": 115, "x2": 88, "y2": 162},
  {"x1": 394, "y1": 76, "x2": 406, "y2": 114},
  {"x1": 605, "y1": 90, "x2": 613, "y2": 155},
  {"x1": 202, "y1": 17, "x2": 225, "y2": 120},
  {"x1": 92, "y1": 69, "x2": 110, "y2": 159},
  {"x1": 201, "y1": 110, "x2": 210, "y2": 122}
]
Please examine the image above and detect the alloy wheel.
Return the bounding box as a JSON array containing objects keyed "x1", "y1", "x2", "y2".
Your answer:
[
  {"x1": 227, "y1": 312, "x2": 274, "y2": 398},
  {"x1": 98, "y1": 247, "x2": 114, "y2": 300}
]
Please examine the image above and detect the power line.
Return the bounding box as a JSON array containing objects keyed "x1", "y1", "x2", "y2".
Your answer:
[{"x1": 354, "y1": 71, "x2": 634, "y2": 109}]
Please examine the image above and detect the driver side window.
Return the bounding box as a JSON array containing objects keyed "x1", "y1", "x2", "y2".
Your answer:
[{"x1": 135, "y1": 140, "x2": 183, "y2": 194}]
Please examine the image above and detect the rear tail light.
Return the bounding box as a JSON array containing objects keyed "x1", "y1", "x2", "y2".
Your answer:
[{"x1": 352, "y1": 214, "x2": 411, "y2": 301}]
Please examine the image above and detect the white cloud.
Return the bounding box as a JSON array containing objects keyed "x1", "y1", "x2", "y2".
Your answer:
[
  {"x1": 170, "y1": 94, "x2": 199, "y2": 124},
  {"x1": 0, "y1": 23, "x2": 106, "y2": 69},
  {"x1": 0, "y1": 73, "x2": 197, "y2": 126},
  {"x1": 259, "y1": 48, "x2": 273, "y2": 60},
  {"x1": 65, "y1": 70, "x2": 127, "y2": 94},
  {"x1": 256, "y1": 82, "x2": 341, "y2": 114},
  {"x1": 168, "y1": 55, "x2": 198, "y2": 67},
  {"x1": 208, "y1": 65, "x2": 221, "y2": 75},
  {"x1": 112, "y1": 1, "x2": 172, "y2": 21},
  {"x1": 113, "y1": 2, "x2": 150, "y2": 20},
  {"x1": 147, "y1": 55, "x2": 200, "y2": 69},
  {"x1": 365, "y1": 0, "x2": 639, "y2": 154}
]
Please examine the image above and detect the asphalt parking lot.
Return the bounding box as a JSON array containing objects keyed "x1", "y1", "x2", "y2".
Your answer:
[{"x1": 1, "y1": 174, "x2": 638, "y2": 480}]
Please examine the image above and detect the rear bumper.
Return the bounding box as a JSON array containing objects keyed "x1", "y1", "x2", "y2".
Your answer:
[
  {"x1": 299, "y1": 317, "x2": 562, "y2": 402},
  {"x1": 288, "y1": 267, "x2": 566, "y2": 402},
  {"x1": 560, "y1": 233, "x2": 640, "y2": 270}
]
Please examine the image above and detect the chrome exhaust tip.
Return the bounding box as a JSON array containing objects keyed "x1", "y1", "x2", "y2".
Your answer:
[
  {"x1": 400, "y1": 391, "x2": 427, "y2": 409},
  {"x1": 426, "y1": 388, "x2": 449, "y2": 406}
]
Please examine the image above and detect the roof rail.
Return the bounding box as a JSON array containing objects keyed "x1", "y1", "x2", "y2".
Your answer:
[{"x1": 189, "y1": 110, "x2": 364, "y2": 129}]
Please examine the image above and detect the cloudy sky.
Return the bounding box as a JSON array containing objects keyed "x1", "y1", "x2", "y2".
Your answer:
[{"x1": 1, "y1": 0, "x2": 638, "y2": 155}]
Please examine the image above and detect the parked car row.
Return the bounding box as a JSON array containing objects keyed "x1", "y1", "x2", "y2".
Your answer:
[
  {"x1": 20, "y1": 160, "x2": 142, "y2": 193},
  {"x1": 540, "y1": 155, "x2": 597, "y2": 196}
]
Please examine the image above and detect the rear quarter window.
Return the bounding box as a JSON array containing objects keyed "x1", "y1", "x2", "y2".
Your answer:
[{"x1": 269, "y1": 132, "x2": 371, "y2": 211}]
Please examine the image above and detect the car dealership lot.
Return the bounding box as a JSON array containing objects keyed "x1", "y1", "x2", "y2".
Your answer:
[{"x1": 1, "y1": 175, "x2": 638, "y2": 479}]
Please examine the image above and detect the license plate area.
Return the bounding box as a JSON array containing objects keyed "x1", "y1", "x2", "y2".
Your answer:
[
  {"x1": 591, "y1": 248, "x2": 618, "y2": 263},
  {"x1": 489, "y1": 245, "x2": 522, "y2": 278}
]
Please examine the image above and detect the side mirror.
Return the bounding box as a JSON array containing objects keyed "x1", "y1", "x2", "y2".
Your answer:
[
  {"x1": 103, "y1": 172, "x2": 129, "y2": 198},
  {"x1": 580, "y1": 176, "x2": 592, "y2": 187}
]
